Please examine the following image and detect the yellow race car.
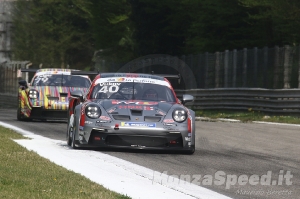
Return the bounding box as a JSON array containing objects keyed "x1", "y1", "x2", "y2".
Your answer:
[{"x1": 17, "y1": 68, "x2": 91, "y2": 121}]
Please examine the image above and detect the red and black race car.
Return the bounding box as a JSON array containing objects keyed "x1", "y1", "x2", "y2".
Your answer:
[{"x1": 67, "y1": 72, "x2": 195, "y2": 154}]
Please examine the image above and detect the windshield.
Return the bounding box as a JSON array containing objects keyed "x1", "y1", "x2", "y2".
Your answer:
[
  {"x1": 91, "y1": 81, "x2": 176, "y2": 102},
  {"x1": 31, "y1": 74, "x2": 90, "y2": 88}
]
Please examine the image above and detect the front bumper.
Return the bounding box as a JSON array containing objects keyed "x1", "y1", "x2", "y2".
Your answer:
[
  {"x1": 28, "y1": 107, "x2": 68, "y2": 120},
  {"x1": 75, "y1": 125, "x2": 194, "y2": 151}
]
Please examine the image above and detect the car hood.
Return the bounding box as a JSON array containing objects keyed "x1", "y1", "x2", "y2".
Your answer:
[{"x1": 92, "y1": 99, "x2": 176, "y2": 117}]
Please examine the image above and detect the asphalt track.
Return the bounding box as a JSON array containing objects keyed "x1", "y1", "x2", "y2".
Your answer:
[{"x1": 0, "y1": 108, "x2": 299, "y2": 199}]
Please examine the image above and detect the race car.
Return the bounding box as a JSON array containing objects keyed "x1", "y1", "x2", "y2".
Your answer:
[
  {"x1": 17, "y1": 68, "x2": 91, "y2": 121},
  {"x1": 67, "y1": 72, "x2": 195, "y2": 154}
]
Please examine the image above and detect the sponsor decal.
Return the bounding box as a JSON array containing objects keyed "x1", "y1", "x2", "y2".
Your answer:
[
  {"x1": 144, "y1": 106, "x2": 154, "y2": 111},
  {"x1": 95, "y1": 77, "x2": 171, "y2": 87},
  {"x1": 121, "y1": 122, "x2": 156, "y2": 128},
  {"x1": 107, "y1": 108, "x2": 116, "y2": 113},
  {"x1": 156, "y1": 110, "x2": 166, "y2": 115},
  {"x1": 55, "y1": 101, "x2": 68, "y2": 104},
  {"x1": 116, "y1": 105, "x2": 153, "y2": 110},
  {"x1": 85, "y1": 121, "x2": 93, "y2": 124},
  {"x1": 126, "y1": 74, "x2": 138, "y2": 78},
  {"x1": 99, "y1": 116, "x2": 111, "y2": 121},
  {"x1": 95, "y1": 123, "x2": 110, "y2": 127},
  {"x1": 118, "y1": 105, "x2": 143, "y2": 109},
  {"x1": 112, "y1": 100, "x2": 158, "y2": 105},
  {"x1": 99, "y1": 82, "x2": 121, "y2": 86},
  {"x1": 163, "y1": 119, "x2": 174, "y2": 123},
  {"x1": 96, "y1": 120, "x2": 109, "y2": 123},
  {"x1": 117, "y1": 77, "x2": 126, "y2": 81}
]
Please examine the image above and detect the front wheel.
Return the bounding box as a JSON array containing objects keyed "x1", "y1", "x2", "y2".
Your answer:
[
  {"x1": 66, "y1": 114, "x2": 74, "y2": 146},
  {"x1": 17, "y1": 107, "x2": 24, "y2": 121},
  {"x1": 70, "y1": 115, "x2": 79, "y2": 149},
  {"x1": 71, "y1": 127, "x2": 79, "y2": 149}
]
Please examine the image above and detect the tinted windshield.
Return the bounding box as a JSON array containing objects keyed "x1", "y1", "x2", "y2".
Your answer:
[
  {"x1": 32, "y1": 74, "x2": 90, "y2": 87},
  {"x1": 91, "y1": 81, "x2": 176, "y2": 102}
]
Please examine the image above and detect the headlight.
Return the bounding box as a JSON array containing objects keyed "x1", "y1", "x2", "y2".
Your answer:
[
  {"x1": 172, "y1": 109, "x2": 187, "y2": 123},
  {"x1": 28, "y1": 90, "x2": 39, "y2": 99},
  {"x1": 85, "y1": 104, "x2": 101, "y2": 119}
]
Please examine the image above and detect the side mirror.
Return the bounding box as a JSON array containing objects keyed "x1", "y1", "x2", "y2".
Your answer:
[
  {"x1": 18, "y1": 80, "x2": 28, "y2": 88},
  {"x1": 71, "y1": 90, "x2": 84, "y2": 102},
  {"x1": 182, "y1": 94, "x2": 194, "y2": 105}
]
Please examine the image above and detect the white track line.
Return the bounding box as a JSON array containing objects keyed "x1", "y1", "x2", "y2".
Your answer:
[
  {"x1": 0, "y1": 121, "x2": 231, "y2": 199},
  {"x1": 252, "y1": 121, "x2": 300, "y2": 127}
]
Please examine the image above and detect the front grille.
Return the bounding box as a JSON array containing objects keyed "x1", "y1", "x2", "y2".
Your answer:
[
  {"x1": 30, "y1": 108, "x2": 67, "y2": 119},
  {"x1": 112, "y1": 115, "x2": 131, "y2": 121},
  {"x1": 106, "y1": 135, "x2": 168, "y2": 147},
  {"x1": 144, "y1": 116, "x2": 161, "y2": 122},
  {"x1": 60, "y1": 93, "x2": 68, "y2": 97},
  {"x1": 131, "y1": 109, "x2": 143, "y2": 116},
  {"x1": 47, "y1": 96, "x2": 59, "y2": 100}
]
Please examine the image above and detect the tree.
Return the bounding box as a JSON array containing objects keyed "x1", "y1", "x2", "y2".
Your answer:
[
  {"x1": 130, "y1": 0, "x2": 190, "y2": 56},
  {"x1": 182, "y1": 0, "x2": 279, "y2": 53},
  {"x1": 239, "y1": 0, "x2": 300, "y2": 45},
  {"x1": 12, "y1": 0, "x2": 94, "y2": 69},
  {"x1": 89, "y1": 0, "x2": 135, "y2": 66}
]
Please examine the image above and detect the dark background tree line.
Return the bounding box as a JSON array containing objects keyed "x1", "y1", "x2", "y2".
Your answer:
[{"x1": 11, "y1": 0, "x2": 300, "y2": 70}]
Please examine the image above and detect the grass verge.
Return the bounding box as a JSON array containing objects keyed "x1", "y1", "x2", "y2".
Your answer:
[
  {"x1": 195, "y1": 109, "x2": 300, "y2": 124},
  {"x1": 0, "y1": 126, "x2": 131, "y2": 199}
]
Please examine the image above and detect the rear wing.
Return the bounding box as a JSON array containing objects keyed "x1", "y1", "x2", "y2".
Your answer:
[
  {"x1": 71, "y1": 71, "x2": 99, "y2": 76},
  {"x1": 71, "y1": 71, "x2": 181, "y2": 83},
  {"x1": 20, "y1": 68, "x2": 38, "y2": 73},
  {"x1": 151, "y1": 72, "x2": 181, "y2": 83}
]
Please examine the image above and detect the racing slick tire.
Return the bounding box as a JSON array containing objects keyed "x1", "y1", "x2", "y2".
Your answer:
[
  {"x1": 67, "y1": 124, "x2": 72, "y2": 146},
  {"x1": 17, "y1": 107, "x2": 24, "y2": 121},
  {"x1": 70, "y1": 116, "x2": 79, "y2": 149},
  {"x1": 70, "y1": 127, "x2": 78, "y2": 149}
]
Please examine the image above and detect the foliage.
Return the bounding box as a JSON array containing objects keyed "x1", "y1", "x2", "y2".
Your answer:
[
  {"x1": 182, "y1": 0, "x2": 282, "y2": 53},
  {"x1": 129, "y1": 0, "x2": 190, "y2": 56},
  {"x1": 11, "y1": 0, "x2": 300, "y2": 69},
  {"x1": 12, "y1": 0, "x2": 94, "y2": 69},
  {"x1": 239, "y1": 0, "x2": 300, "y2": 45},
  {"x1": 89, "y1": 0, "x2": 135, "y2": 66}
]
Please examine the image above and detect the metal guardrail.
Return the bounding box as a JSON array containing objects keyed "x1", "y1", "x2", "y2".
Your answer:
[
  {"x1": 0, "y1": 94, "x2": 17, "y2": 108},
  {"x1": 2, "y1": 88, "x2": 300, "y2": 113},
  {"x1": 175, "y1": 88, "x2": 300, "y2": 114}
]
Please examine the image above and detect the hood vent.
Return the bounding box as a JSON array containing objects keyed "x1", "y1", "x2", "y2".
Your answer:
[
  {"x1": 112, "y1": 115, "x2": 131, "y2": 121},
  {"x1": 131, "y1": 109, "x2": 143, "y2": 116},
  {"x1": 60, "y1": 93, "x2": 68, "y2": 97},
  {"x1": 47, "y1": 96, "x2": 59, "y2": 101},
  {"x1": 144, "y1": 116, "x2": 161, "y2": 122}
]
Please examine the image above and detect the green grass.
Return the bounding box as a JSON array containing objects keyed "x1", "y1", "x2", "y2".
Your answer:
[
  {"x1": 0, "y1": 126, "x2": 131, "y2": 199},
  {"x1": 195, "y1": 109, "x2": 300, "y2": 124}
]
